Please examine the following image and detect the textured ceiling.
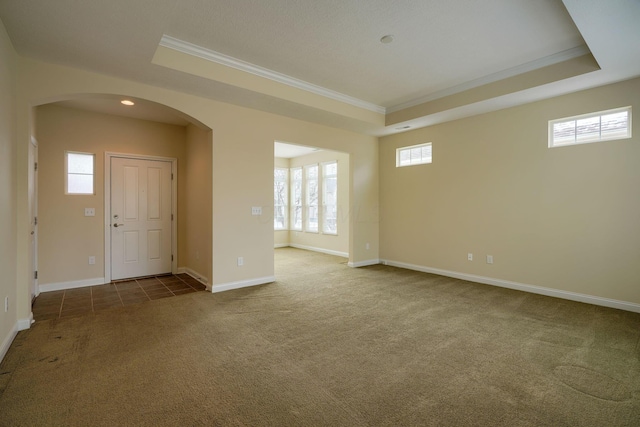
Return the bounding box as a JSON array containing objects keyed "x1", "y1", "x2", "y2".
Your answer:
[{"x1": 0, "y1": 0, "x2": 638, "y2": 135}]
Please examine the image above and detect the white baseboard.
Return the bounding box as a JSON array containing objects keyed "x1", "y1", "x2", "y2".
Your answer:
[
  {"x1": 18, "y1": 313, "x2": 33, "y2": 331},
  {"x1": 212, "y1": 276, "x2": 276, "y2": 294},
  {"x1": 0, "y1": 323, "x2": 18, "y2": 364},
  {"x1": 348, "y1": 259, "x2": 381, "y2": 268},
  {"x1": 274, "y1": 243, "x2": 289, "y2": 248},
  {"x1": 288, "y1": 243, "x2": 348, "y2": 258},
  {"x1": 381, "y1": 259, "x2": 640, "y2": 314},
  {"x1": 39, "y1": 277, "x2": 106, "y2": 293}
]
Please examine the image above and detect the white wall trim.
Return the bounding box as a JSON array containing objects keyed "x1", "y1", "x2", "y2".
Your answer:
[
  {"x1": 274, "y1": 243, "x2": 289, "y2": 248},
  {"x1": 348, "y1": 259, "x2": 381, "y2": 268},
  {"x1": 0, "y1": 324, "x2": 18, "y2": 364},
  {"x1": 39, "y1": 277, "x2": 105, "y2": 293},
  {"x1": 159, "y1": 35, "x2": 386, "y2": 115},
  {"x1": 381, "y1": 259, "x2": 640, "y2": 314},
  {"x1": 212, "y1": 276, "x2": 276, "y2": 294},
  {"x1": 289, "y1": 243, "x2": 348, "y2": 258},
  {"x1": 18, "y1": 313, "x2": 33, "y2": 331}
]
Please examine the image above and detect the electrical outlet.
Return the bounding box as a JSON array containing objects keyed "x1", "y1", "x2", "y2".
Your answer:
[
  {"x1": 366, "y1": 243, "x2": 370, "y2": 250},
  {"x1": 88, "y1": 256, "x2": 96, "y2": 265},
  {"x1": 237, "y1": 257, "x2": 244, "y2": 266},
  {"x1": 467, "y1": 253, "x2": 473, "y2": 261},
  {"x1": 486, "y1": 255, "x2": 494, "y2": 264}
]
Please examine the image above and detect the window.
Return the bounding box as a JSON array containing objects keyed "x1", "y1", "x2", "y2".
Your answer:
[
  {"x1": 322, "y1": 162, "x2": 338, "y2": 234},
  {"x1": 549, "y1": 106, "x2": 631, "y2": 148},
  {"x1": 65, "y1": 151, "x2": 94, "y2": 194},
  {"x1": 290, "y1": 167, "x2": 303, "y2": 231},
  {"x1": 305, "y1": 164, "x2": 319, "y2": 232},
  {"x1": 274, "y1": 168, "x2": 288, "y2": 230},
  {"x1": 396, "y1": 143, "x2": 432, "y2": 167}
]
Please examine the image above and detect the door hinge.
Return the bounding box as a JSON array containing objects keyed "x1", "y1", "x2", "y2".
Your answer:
[
  {"x1": 34, "y1": 271, "x2": 38, "y2": 280},
  {"x1": 171, "y1": 214, "x2": 174, "y2": 221},
  {"x1": 171, "y1": 173, "x2": 174, "y2": 180},
  {"x1": 34, "y1": 162, "x2": 38, "y2": 171},
  {"x1": 34, "y1": 216, "x2": 38, "y2": 225},
  {"x1": 171, "y1": 254, "x2": 174, "y2": 262}
]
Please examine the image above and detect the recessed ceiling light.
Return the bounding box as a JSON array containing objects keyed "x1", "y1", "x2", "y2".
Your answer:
[
  {"x1": 380, "y1": 35, "x2": 394, "y2": 44},
  {"x1": 120, "y1": 100, "x2": 135, "y2": 106}
]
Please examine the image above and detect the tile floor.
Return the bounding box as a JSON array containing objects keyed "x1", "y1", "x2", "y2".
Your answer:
[{"x1": 32, "y1": 274, "x2": 208, "y2": 321}]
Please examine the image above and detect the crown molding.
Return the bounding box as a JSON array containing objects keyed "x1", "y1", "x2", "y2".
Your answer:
[
  {"x1": 387, "y1": 45, "x2": 592, "y2": 113},
  {"x1": 159, "y1": 35, "x2": 386, "y2": 115}
]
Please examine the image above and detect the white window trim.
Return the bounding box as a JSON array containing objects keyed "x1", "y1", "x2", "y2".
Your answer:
[
  {"x1": 548, "y1": 106, "x2": 632, "y2": 148},
  {"x1": 290, "y1": 167, "x2": 303, "y2": 231},
  {"x1": 304, "y1": 164, "x2": 319, "y2": 234},
  {"x1": 274, "y1": 167, "x2": 288, "y2": 231},
  {"x1": 65, "y1": 151, "x2": 95, "y2": 195},
  {"x1": 396, "y1": 142, "x2": 432, "y2": 167},
  {"x1": 321, "y1": 161, "x2": 338, "y2": 235}
]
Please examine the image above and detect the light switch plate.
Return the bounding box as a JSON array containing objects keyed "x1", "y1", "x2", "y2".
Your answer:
[
  {"x1": 84, "y1": 208, "x2": 95, "y2": 217},
  {"x1": 251, "y1": 207, "x2": 262, "y2": 215}
]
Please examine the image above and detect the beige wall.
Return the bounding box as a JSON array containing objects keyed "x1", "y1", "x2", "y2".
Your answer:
[
  {"x1": 36, "y1": 104, "x2": 187, "y2": 285},
  {"x1": 380, "y1": 77, "x2": 640, "y2": 305},
  {"x1": 288, "y1": 150, "x2": 350, "y2": 256},
  {"x1": 15, "y1": 57, "x2": 379, "y2": 318},
  {"x1": 182, "y1": 124, "x2": 213, "y2": 284},
  {"x1": 0, "y1": 19, "x2": 18, "y2": 354}
]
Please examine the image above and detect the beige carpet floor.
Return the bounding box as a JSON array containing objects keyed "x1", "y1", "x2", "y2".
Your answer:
[{"x1": 1, "y1": 248, "x2": 639, "y2": 426}]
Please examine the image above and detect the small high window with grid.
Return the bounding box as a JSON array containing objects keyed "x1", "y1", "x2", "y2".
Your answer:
[{"x1": 396, "y1": 143, "x2": 432, "y2": 167}]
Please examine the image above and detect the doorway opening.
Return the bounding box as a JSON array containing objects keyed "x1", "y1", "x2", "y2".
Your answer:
[{"x1": 274, "y1": 141, "x2": 351, "y2": 276}]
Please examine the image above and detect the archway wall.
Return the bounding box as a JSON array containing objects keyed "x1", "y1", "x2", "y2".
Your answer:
[{"x1": 16, "y1": 57, "x2": 379, "y2": 318}]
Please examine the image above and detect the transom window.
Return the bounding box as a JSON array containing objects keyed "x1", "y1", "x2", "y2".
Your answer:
[
  {"x1": 549, "y1": 106, "x2": 631, "y2": 148},
  {"x1": 396, "y1": 143, "x2": 432, "y2": 167}
]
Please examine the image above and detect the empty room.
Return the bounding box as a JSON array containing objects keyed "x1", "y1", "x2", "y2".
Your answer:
[{"x1": 1, "y1": 1, "x2": 639, "y2": 425}]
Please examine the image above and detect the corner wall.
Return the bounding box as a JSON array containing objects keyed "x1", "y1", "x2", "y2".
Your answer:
[
  {"x1": 0, "y1": 18, "x2": 18, "y2": 361},
  {"x1": 379, "y1": 77, "x2": 640, "y2": 308},
  {"x1": 181, "y1": 124, "x2": 212, "y2": 285}
]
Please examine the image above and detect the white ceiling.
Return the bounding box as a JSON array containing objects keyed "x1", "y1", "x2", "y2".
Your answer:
[
  {"x1": 274, "y1": 142, "x2": 320, "y2": 159},
  {"x1": 0, "y1": 0, "x2": 639, "y2": 135}
]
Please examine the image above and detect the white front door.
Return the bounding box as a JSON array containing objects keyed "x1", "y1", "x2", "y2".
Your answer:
[{"x1": 110, "y1": 157, "x2": 172, "y2": 280}]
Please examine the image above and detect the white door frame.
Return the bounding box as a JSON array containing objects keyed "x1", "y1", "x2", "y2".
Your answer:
[
  {"x1": 104, "y1": 152, "x2": 178, "y2": 283},
  {"x1": 29, "y1": 136, "x2": 39, "y2": 299}
]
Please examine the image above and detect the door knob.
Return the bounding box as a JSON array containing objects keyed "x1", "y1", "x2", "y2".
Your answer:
[{"x1": 113, "y1": 223, "x2": 125, "y2": 228}]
